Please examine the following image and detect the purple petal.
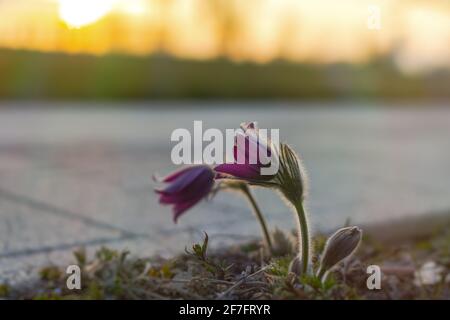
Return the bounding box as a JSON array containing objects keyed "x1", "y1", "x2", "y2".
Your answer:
[
  {"x1": 157, "y1": 166, "x2": 208, "y2": 194},
  {"x1": 157, "y1": 166, "x2": 200, "y2": 183},
  {"x1": 171, "y1": 177, "x2": 214, "y2": 222},
  {"x1": 154, "y1": 165, "x2": 215, "y2": 223},
  {"x1": 240, "y1": 121, "x2": 258, "y2": 131},
  {"x1": 172, "y1": 193, "x2": 205, "y2": 223},
  {"x1": 157, "y1": 170, "x2": 214, "y2": 202},
  {"x1": 214, "y1": 163, "x2": 261, "y2": 180},
  {"x1": 234, "y1": 133, "x2": 271, "y2": 166}
]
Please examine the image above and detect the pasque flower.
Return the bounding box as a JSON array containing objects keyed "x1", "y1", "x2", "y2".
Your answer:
[
  {"x1": 214, "y1": 122, "x2": 277, "y2": 253},
  {"x1": 216, "y1": 122, "x2": 310, "y2": 273},
  {"x1": 155, "y1": 144, "x2": 273, "y2": 253},
  {"x1": 155, "y1": 120, "x2": 364, "y2": 283},
  {"x1": 155, "y1": 165, "x2": 215, "y2": 223},
  {"x1": 215, "y1": 122, "x2": 277, "y2": 182}
]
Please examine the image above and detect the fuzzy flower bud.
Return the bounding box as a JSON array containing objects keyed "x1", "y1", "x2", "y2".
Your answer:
[
  {"x1": 288, "y1": 255, "x2": 303, "y2": 276},
  {"x1": 273, "y1": 143, "x2": 305, "y2": 204},
  {"x1": 318, "y1": 226, "x2": 362, "y2": 279}
]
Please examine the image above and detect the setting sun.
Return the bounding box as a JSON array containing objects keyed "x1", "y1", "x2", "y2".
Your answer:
[{"x1": 58, "y1": 0, "x2": 115, "y2": 28}]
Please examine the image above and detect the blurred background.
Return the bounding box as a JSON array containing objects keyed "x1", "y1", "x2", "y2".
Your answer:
[
  {"x1": 0, "y1": 0, "x2": 449, "y2": 99},
  {"x1": 0, "y1": 0, "x2": 449, "y2": 284}
]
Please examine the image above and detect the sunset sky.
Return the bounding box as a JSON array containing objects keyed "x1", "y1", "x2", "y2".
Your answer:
[{"x1": 0, "y1": 0, "x2": 449, "y2": 73}]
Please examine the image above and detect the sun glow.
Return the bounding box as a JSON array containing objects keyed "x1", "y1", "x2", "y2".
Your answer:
[
  {"x1": 0, "y1": 0, "x2": 447, "y2": 71},
  {"x1": 58, "y1": 0, "x2": 116, "y2": 28}
]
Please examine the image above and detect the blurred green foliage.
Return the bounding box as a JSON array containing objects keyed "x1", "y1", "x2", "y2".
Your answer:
[{"x1": 0, "y1": 48, "x2": 448, "y2": 101}]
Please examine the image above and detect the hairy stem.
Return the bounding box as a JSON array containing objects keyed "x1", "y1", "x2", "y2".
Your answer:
[
  {"x1": 240, "y1": 184, "x2": 273, "y2": 253},
  {"x1": 293, "y1": 200, "x2": 310, "y2": 274}
]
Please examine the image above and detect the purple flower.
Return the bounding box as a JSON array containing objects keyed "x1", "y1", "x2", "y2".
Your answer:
[
  {"x1": 215, "y1": 122, "x2": 276, "y2": 181},
  {"x1": 155, "y1": 165, "x2": 215, "y2": 223}
]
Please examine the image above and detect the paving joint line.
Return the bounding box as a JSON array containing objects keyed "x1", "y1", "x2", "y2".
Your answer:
[
  {"x1": 0, "y1": 187, "x2": 151, "y2": 240},
  {"x1": 0, "y1": 234, "x2": 143, "y2": 259}
]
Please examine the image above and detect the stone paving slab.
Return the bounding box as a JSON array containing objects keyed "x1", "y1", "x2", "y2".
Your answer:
[{"x1": 1, "y1": 104, "x2": 450, "y2": 284}]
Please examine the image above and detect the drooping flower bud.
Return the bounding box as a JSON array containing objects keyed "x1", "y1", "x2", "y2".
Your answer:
[{"x1": 318, "y1": 226, "x2": 362, "y2": 279}]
